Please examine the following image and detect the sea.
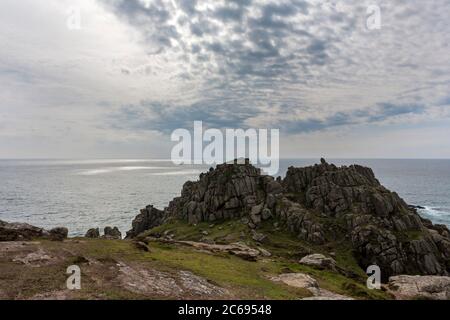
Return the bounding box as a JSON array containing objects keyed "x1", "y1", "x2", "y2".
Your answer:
[{"x1": 1, "y1": 159, "x2": 449, "y2": 236}]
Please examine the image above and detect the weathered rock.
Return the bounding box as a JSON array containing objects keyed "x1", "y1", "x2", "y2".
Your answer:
[
  {"x1": 128, "y1": 158, "x2": 450, "y2": 279},
  {"x1": 126, "y1": 205, "x2": 165, "y2": 238},
  {"x1": 299, "y1": 254, "x2": 337, "y2": 270},
  {"x1": 12, "y1": 248, "x2": 55, "y2": 266},
  {"x1": 251, "y1": 230, "x2": 268, "y2": 243},
  {"x1": 85, "y1": 228, "x2": 100, "y2": 238},
  {"x1": 271, "y1": 272, "x2": 354, "y2": 299},
  {"x1": 147, "y1": 238, "x2": 261, "y2": 261},
  {"x1": 388, "y1": 275, "x2": 450, "y2": 300},
  {"x1": 103, "y1": 227, "x2": 122, "y2": 240},
  {"x1": 48, "y1": 227, "x2": 68, "y2": 241},
  {"x1": 271, "y1": 273, "x2": 320, "y2": 295},
  {"x1": 261, "y1": 208, "x2": 272, "y2": 220},
  {"x1": 0, "y1": 220, "x2": 48, "y2": 241},
  {"x1": 116, "y1": 261, "x2": 229, "y2": 299},
  {"x1": 257, "y1": 247, "x2": 272, "y2": 257},
  {"x1": 281, "y1": 160, "x2": 450, "y2": 279},
  {"x1": 301, "y1": 289, "x2": 354, "y2": 300}
]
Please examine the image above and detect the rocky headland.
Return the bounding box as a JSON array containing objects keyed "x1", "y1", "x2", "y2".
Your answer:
[{"x1": 1, "y1": 159, "x2": 449, "y2": 300}]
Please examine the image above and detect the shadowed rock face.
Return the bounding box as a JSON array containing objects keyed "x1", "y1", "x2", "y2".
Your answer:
[
  {"x1": 128, "y1": 159, "x2": 450, "y2": 280},
  {"x1": 0, "y1": 220, "x2": 68, "y2": 242},
  {"x1": 281, "y1": 160, "x2": 450, "y2": 279},
  {"x1": 126, "y1": 205, "x2": 165, "y2": 238},
  {"x1": 164, "y1": 163, "x2": 281, "y2": 228},
  {"x1": 0, "y1": 220, "x2": 48, "y2": 241}
]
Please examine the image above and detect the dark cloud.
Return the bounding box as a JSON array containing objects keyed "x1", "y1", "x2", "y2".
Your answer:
[
  {"x1": 99, "y1": 0, "x2": 179, "y2": 50},
  {"x1": 111, "y1": 100, "x2": 262, "y2": 134},
  {"x1": 282, "y1": 102, "x2": 426, "y2": 134}
]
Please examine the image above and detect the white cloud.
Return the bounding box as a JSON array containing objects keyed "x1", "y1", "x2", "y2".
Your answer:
[{"x1": 0, "y1": 0, "x2": 449, "y2": 158}]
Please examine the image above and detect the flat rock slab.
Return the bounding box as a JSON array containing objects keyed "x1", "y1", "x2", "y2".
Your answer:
[
  {"x1": 12, "y1": 248, "x2": 56, "y2": 266},
  {"x1": 388, "y1": 275, "x2": 450, "y2": 300},
  {"x1": 117, "y1": 261, "x2": 230, "y2": 299},
  {"x1": 271, "y1": 273, "x2": 320, "y2": 295},
  {"x1": 271, "y1": 273, "x2": 354, "y2": 300},
  {"x1": 302, "y1": 289, "x2": 354, "y2": 300},
  {"x1": 149, "y1": 238, "x2": 261, "y2": 261},
  {"x1": 299, "y1": 253, "x2": 336, "y2": 270}
]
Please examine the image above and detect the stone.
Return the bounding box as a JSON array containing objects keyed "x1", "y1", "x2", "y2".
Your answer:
[
  {"x1": 299, "y1": 254, "x2": 337, "y2": 270},
  {"x1": 251, "y1": 230, "x2": 268, "y2": 243},
  {"x1": 388, "y1": 275, "x2": 450, "y2": 300},
  {"x1": 85, "y1": 228, "x2": 100, "y2": 238},
  {"x1": 257, "y1": 247, "x2": 272, "y2": 257},
  {"x1": 261, "y1": 208, "x2": 272, "y2": 220},
  {"x1": 103, "y1": 226, "x2": 121, "y2": 239},
  {"x1": 148, "y1": 238, "x2": 261, "y2": 262},
  {"x1": 126, "y1": 205, "x2": 165, "y2": 238},
  {"x1": 0, "y1": 220, "x2": 47, "y2": 241},
  {"x1": 271, "y1": 273, "x2": 320, "y2": 295},
  {"x1": 48, "y1": 227, "x2": 68, "y2": 241},
  {"x1": 301, "y1": 289, "x2": 354, "y2": 300}
]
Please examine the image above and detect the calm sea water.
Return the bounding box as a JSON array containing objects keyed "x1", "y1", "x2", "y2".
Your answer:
[{"x1": 1, "y1": 159, "x2": 449, "y2": 236}]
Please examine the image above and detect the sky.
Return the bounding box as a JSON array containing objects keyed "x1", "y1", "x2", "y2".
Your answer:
[{"x1": 0, "y1": 0, "x2": 449, "y2": 159}]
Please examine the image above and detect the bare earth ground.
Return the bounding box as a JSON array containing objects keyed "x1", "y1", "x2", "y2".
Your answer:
[{"x1": 0, "y1": 240, "x2": 235, "y2": 300}]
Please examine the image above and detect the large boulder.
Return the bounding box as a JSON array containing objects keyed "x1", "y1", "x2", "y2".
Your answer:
[
  {"x1": 0, "y1": 220, "x2": 48, "y2": 241},
  {"x1": 388, "y1": 275, "x2": 450, "y2": 300},
  {"x1": 48, "y1": 227, "x2": 68, "y2": 241},
  {"x1": 0, "y1": 220, "x2": 70, "y2": 242},
  {"x1": 299, "y1": 253, "x2": 337, "y2": 270},
  {"x1": 85, "y1": 228, "x2": 100, "y2": 238},
  {"x1": 103, "y1": 227, "x2": 122, "y2": 239},
  {"x1": 126, "y1": 205, "x2": 165, "y2": 238},
  {"x1": 271, "y1": 273, "x2": 320, "y2": 295}
]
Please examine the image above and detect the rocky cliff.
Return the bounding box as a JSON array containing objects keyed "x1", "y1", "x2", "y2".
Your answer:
[{"x1": 127, "y1": 159, "x2": 450, "y2": 280}]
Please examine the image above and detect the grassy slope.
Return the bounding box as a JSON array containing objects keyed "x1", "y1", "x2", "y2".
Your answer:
[
  {"x1": 0, "y1": 219, "x2": 391, "y2": 299},
  {"x1": 139, "y1": 218, "x2": 391, "y2": 299}
]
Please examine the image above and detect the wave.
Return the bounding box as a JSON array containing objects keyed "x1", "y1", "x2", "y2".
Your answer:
[
  {"x1": 418, "y1": 206, "x2": 450, "y2": 217},
  {"x1": 76, "y1": 166, "x2": 177, "y2": 175},
  {"x1": 148, "y1": 170, "x2": 202, "y2": 176}
]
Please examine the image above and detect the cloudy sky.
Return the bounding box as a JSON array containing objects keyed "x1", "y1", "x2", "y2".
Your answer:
[{"x1": 0, "y1": 0, "x2": 449, "y2": 159}]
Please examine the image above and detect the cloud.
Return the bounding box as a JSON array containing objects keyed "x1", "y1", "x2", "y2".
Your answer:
[
  {"x1": 0, "y1": 0, "x2": 450, "y2": 158},
  {"x1": 281, "y1": 102, "x2": 426, "y2": 133},
  {"x1": 98, "y1": 0, "x2": 450, "y2": 133},
  {"x1": 112, "y1": 100, "x2": 262, "y2": 134}
]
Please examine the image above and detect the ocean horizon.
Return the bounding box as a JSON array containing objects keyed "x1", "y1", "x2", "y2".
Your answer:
[{"x1": 1, "y1": 158, "x2": 449, "y2": 236}]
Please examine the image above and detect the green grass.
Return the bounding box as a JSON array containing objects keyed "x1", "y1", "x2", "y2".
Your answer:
[
  {"x1": 2, "y1": 217, "x2": 393, "y2": 300},
  {"x1": 133, "y1": 219, "x2": 392, "y2": 299},
  {"x1": 58, "y1": 238, "x2": 313, "y2": 299}
]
